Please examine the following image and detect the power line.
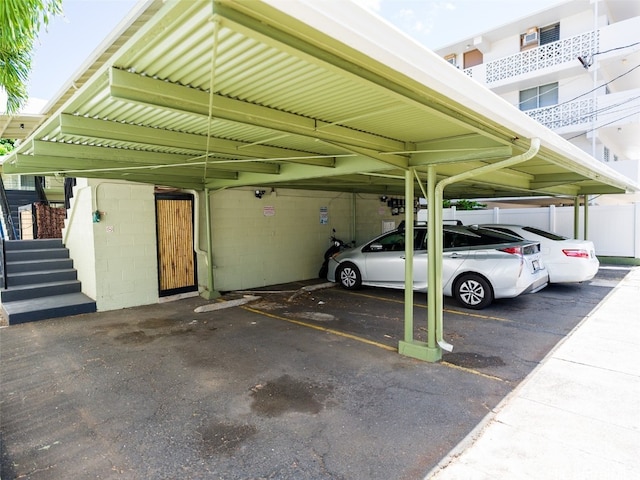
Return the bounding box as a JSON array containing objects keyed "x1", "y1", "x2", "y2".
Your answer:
[
  {"x1": 566, "y1": 108, "x2": 640, "y2": 141},
  {"x1": 563, "y1": 63, "x2": 640, "y2": 105}
]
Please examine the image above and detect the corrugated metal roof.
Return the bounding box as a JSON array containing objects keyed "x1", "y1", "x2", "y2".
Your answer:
[{"x1": 1, "y1": 0, "x2": 637, "y2": 199}]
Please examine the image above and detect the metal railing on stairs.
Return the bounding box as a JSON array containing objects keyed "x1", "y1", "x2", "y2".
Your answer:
[
  {"x1": 0, "y1": 177, "x2": 18, "y2": 240},
  {"x1": 1, "y1": 238, "x2": 6, "y2": 290}
]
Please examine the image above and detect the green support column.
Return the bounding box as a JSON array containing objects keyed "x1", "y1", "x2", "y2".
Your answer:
[
  {"x1": 584, "y1": 195, "x2": 589, "y2": 240},
  {"x1": 574, "y1": 196, "x2": 580, "y2": 239},
  {"x1": 399, "y1": 166, "x2": 442, "y2": 362},
  {"x1": 403, "y1": 169, "x2": 415, "y2": 343},
  {"x1": 201, "y1": 188, "x2": 220, "y2": 300}
]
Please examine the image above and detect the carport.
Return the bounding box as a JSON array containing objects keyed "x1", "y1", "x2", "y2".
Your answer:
[{"x1": 1, "y1": 0, "x2": 637, "y2": 361}]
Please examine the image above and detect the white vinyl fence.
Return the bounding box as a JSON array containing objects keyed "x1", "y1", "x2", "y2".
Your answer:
[{"x1": 418, "y1": 203, "x2": 640, "y2": 259}]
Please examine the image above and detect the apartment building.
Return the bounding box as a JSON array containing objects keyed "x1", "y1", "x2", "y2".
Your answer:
[{"x1": 435, "y1": 0, "x2": 640, "y2": 204}]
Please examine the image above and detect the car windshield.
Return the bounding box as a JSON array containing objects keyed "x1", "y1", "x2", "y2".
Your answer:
[{"x1": 444, "y1": 226, "x2": 522, "y2": 248}]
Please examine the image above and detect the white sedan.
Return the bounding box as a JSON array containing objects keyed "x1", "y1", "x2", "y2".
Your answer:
[{"x1": 480, "y1": 224, "x2": 599, "y2": 283}]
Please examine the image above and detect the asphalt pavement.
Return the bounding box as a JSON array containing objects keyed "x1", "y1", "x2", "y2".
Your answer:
[{"x1": 0, "y1": 266, "x2": 637, "y2": 479}]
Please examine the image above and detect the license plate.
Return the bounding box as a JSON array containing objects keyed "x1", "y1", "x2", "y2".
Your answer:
[{"x1": 532, "y1": 260, "x2": 540, "y2": 271}]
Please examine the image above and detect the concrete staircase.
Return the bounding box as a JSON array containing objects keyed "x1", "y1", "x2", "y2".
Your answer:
[{"x1": 1, "y1": 239, "x2": 96, "y2": 324}]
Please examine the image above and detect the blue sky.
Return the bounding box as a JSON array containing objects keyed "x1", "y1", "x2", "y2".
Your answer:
[{"x1": 26, "y1": 0, "x2": 562, "y2": 111}]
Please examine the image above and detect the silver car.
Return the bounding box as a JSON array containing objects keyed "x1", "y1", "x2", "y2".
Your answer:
[{"x1": 327, "y1": 224, "x2": 548, "y2": 309}]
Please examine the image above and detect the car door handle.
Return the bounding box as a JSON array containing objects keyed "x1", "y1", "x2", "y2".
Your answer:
[{"x1": 448, "y1": 252, "x2": 461, "y2": 258}]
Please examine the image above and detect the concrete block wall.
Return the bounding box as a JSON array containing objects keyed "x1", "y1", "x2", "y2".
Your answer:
[
  {"x1": 209, "y1": 188, "x2": 358, "y2": 291},
  {"x1": 63, "y1": 179, "x2": 158, "y2": 311},
  {"x1": 62, "y1": 179, "x2": 98, "y2": 300},
  {"x1": 93, "y1": 182, "x2": 158, "y2": 310}
]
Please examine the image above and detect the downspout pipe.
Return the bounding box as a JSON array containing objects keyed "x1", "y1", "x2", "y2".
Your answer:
[
  {"x1": 186, "y1": 188, "x2": 220, "y2": 300},
  {"x1": 431, "y1": 138, "x2": 541, "y2": 352},
  {"x1": 202, "y1": 187, "x2": 219, "y2": 300}
]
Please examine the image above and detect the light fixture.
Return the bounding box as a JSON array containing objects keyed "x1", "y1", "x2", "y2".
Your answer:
[{"x1": 254, "y1": 189, "x2": 266, "y2": 199}]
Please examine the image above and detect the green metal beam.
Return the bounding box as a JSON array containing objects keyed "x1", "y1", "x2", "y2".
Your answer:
[
  {"x1": 204, "y1": 153, "x2": 404, "y2": 189},
  {"x1": 109, "y1": 68, "x2": 406, "y2": 155},
  {"x1": 33, "y1": 140, "x2": 282, "y2": 174},
  {"x1": 10, "y1": 154, "x2": 238, "y2": 180},
  {"x1": 410, "y1": 145, "x2": 513, "y2": 166},
  {"x1": 58, "y1": 114, "x2": 335, "y2": 168}
]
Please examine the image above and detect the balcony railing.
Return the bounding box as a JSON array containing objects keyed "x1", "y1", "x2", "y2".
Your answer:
[
  {"x1": 524, "y1": 89, "x2": 640, "y2": 131},
  {"x1": 525, "y1": 97, "x2": 595, "y2": 130},
  {"x1": 465, "y1": 31, "x2": 598, "y2": 84}
]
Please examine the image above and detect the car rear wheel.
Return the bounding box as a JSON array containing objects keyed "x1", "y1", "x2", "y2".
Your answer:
[
  {"x1": 337, "y1": 263, "x2": 362, "y2": 290},
  {"x1": 454, "y1": 274, "x2": 493, "y2": 309}
]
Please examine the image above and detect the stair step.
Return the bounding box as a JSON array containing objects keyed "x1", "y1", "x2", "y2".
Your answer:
[
  {"x1": 6, "y1": 248, "x2": 70, "y2": 262},
  {"x1": 0, "y1": 237, "x2": 96, "y2": 324},
  {"x1": 0, "y1": 280, "x2": 82, "y2": 302},
  {"x1": 4, "y1": 239, "x2": 63, "y2": 251},
  {"x1": 1, "y1": 292, "x2": 97, "y2": 324},
  {"x1": 7, "y1": 269, "x2": 77, "y2": 286},
  {"x1": 6, "y1": 258, "x2": 73, "y2": 274}
]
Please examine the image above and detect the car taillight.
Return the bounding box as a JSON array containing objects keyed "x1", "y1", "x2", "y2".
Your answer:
[
  {"x1": 562, "y1": 249, "x2": 590, "y2": 258},
  {"x1": 500, "y1": 246, "x2": 523, "y2": 255}
]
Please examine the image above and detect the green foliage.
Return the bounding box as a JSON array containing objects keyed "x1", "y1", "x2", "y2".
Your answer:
[
  {"x1": 0, "y1": 0, "x2": 63, "y2": 113},
  {"x1": 0, "y1": 138, "x2": 15, "y2": 155},
  {"x1": 444, "y1": 199, "x2": 487, "y2": 210}
]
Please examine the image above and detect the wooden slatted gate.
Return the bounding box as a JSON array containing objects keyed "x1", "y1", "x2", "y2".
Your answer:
[{"x1": 155, "y1": 193, "x2": 197, "y2": 297}]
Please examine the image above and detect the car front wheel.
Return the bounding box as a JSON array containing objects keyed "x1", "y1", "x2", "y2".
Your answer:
[
  {"x1": 454, "y1": 274, "x2": 493, "y2": 309},
  {"x1": 337, "y1": 263, "x2": 362, "y2": 290}
]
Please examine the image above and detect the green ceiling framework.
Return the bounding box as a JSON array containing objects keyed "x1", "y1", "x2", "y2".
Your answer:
[{"x1": 2, "y1": 0, "x2": 634, "y2": 200}]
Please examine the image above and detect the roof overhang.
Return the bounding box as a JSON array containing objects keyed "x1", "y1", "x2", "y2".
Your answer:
[
  {"x1": 0, "y1": 114, "x2": 46, "y2": 141},
  {"x1": 1, "y1": 0, "x2": 637, "y2": 199}
]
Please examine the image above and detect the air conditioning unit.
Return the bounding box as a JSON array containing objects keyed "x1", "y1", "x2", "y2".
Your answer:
[{"x1": 522, "y1": 27, "x2": 539, "y2": 47}]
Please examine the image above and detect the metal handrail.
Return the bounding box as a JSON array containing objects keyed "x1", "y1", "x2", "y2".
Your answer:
[
  {"x1": 1, "y1": 238, "x2": 7, "y2": 290},
  {"x1": 0, "y1": 177, "x2": 18, "y2": 240}
]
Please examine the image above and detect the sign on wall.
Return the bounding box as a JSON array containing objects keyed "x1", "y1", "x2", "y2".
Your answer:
[{"x1": 320, "y1": 206, "x2": 328, "y2": 224}]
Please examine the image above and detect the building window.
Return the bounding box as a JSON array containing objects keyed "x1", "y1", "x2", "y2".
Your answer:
[
  {"x1": 539, "y1": 23, "x2": 560, "y2": 45},
  {"x1": 520, "y1": 23, "x2": 559, "y2": 51},
  {"x1": 519, "y1": 82, "x2": 558, "y2": 111},
  {"x1": 444, "y1": 53, "x2": 457, "y2": 67}
]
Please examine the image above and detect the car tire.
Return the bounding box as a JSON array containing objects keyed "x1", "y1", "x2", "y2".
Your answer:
[
  {"x1": 337, "y1": 263, "x2": 362, "y2": 290},
  {"x1": 454, "y1": 273, "x2": 493, "y2": 309}
]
